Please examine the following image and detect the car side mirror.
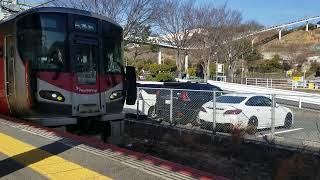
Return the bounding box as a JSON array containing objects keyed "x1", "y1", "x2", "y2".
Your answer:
[{"x1": 125, "y1": 66, "x2": 137, "y2": 105}]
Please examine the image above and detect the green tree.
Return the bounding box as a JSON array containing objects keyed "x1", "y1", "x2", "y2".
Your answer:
[
  {"x1": 150, "y1": 44, "x2": 160, "y2": 53},
  {"x1": 155, "y1": 73, "x2": 174, "y2": 82},
  {"x1": 149, "y1": 63, "x2": 161, "y2": 74},
  {"x1": 159, "y1": 64, "x2": 171, "y2": 72},
  {"x1": 245, "y1": 48, "x2": 262, "y2": 62},
  {"x1": 164, "y1": 60, "x2": 177, "y2": 72},
  {"x1": 269, "y1": 55, "x2": 282, "y2": 69},
  {"x1": 188, "y1": 67, "x2": 196, "y2": 76},
  {"x1": 209, "y1": 63, "x2": 216, "y2": 77},
  {"x1": 260, "y1": 55, "x2": 282, "y2": 73}
]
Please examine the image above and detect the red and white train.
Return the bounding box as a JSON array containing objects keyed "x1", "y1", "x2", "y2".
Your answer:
[{"x1": 0, "y1": 7, "x2": 136, "y2": 133}]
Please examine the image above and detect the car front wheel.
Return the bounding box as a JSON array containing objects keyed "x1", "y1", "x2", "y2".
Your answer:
[
  {"x1": 284, "y1": 113, "x2": 293, "y2": 129},
  {"x1": 148, "y1": 106, "x2": 162, "y2": 123}
]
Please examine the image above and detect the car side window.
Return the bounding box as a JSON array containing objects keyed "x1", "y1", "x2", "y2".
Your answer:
[
  {"x1": 261, "y1": 96, "x2": 272, "y2": 107},
  {"x1": 245, "y1": 97, "x2": 258, "y2": 106},
  {"x1": 245, "y1": 96, "x2": 272, "y2": 107}
]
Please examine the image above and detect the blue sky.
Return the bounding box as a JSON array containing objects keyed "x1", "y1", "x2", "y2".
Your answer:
[
  {"x1": 30, "y1": 0, "x2": 320, "y2": 27},
  {"x1": 199, "y1": 0, "x2": 320, "y2": 26}
]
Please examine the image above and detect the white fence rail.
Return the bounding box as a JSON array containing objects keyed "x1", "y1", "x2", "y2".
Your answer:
[
  {"x1": 244, "y1": 78, "x2": 310, "y2": 90},
  {"x1": 245, "y1": 78, "x2": 293, "y2": 89},
  {"x1": 208, "y1": 80, "x2": 320, "y2": 110}
]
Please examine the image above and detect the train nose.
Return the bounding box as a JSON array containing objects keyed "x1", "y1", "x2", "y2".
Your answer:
[
  {"x1": 71, "y1": 92, "x2": 105, "y2": 117},
  {"x1": 77, "y1": 104, "x2": 100, "y2": 114}
]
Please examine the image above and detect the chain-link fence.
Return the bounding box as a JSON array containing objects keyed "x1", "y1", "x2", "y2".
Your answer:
[{"x1": 124, "y1": 87, "x2": 320, "y2": 150}]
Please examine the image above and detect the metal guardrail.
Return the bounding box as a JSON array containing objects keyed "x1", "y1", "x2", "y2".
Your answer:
[
  {"x1": 208, "y1": 80, "x2": 320, "y2": 110},
  {"x1": 245, "y1": 78, "x2": 294, "y2": 89},
  {"x1": 244, "y1": 78, "x2": 313, "y2": 90}
]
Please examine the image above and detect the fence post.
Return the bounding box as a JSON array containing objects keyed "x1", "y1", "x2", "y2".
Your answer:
[
  {"x1": 212, "y1": 91, "x2": 217, "y2": 135},
  {"x1": 255, "y1": 78, "x2": 258, "y2": 86},
  {"x1": 291, "y1": 80, "x2": 294, "y2": 91},
  {"x1": 299, "y1": 97, "x2": 302, "y2": 108},
  {"x1": 136, "y1": 88, "x2": 141, "y2": 120},
  {"x1": 245, "y1": 78, "x2": 248, "y2": 85},
  {"x1": 267, "y1": 78, "x2": 269, "y2": 88},
  {"x1": 170, "y1": 89, "x2": 173, "y2": 124},
  {"x1": 270, "y1": 79, "x2": 273, "y2": 88},
  {"x1": 270, "y1": 94, "x2": 276, "y2": 140}
]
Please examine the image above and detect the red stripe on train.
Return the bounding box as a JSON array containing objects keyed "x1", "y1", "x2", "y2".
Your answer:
[
  {"x1": 0, "y1": 33, "x2": 9, "y2": 114},
  {"x1": 37, "y1": 72, "x2": 124, "y2": 94}
]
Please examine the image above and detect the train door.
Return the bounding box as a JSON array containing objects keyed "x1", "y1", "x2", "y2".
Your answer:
[
  {"x1": 71, "y1": 38, "x2": 103, "y2": 116},
  {"x1": 5, "y1": 35, "x2": 15, "y2": 112}
]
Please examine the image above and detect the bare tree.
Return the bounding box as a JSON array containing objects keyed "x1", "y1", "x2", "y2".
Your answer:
[
  {"x1": 190, "y1": 4, "x2": 245, "y2": 82},
  {"x1": 52, "y1": 0, "x2": 158, "y2": 41},
  {"x1": 214, "y1": 8, "x2": 260, "y2": 83},
  {"x1": 218, "y1": 38, "x2": 251, "y2": 82},
  {"x1": 154, "y1": 0, "x2": 198, "y2": 78},
  {"x1": 190, "y1": 5, "x2": 223, "y2": 82}
]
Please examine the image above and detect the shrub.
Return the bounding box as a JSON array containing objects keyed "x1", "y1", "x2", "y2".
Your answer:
[
  {"x1": 146, "y1": 75, "x2": 155, "y2": 81},
  {"x1": 149, "y1": 63, "x2": 161, "y2": 74},
  {"x1": 155, "y1": 73, "x2": 174, "y2": 82},
  {"x1": 260, "y1": 55, "x2": 283, "y2": 73},
  {"x1": 188, "y1": 67, "x2": 196, "y2": 76}
]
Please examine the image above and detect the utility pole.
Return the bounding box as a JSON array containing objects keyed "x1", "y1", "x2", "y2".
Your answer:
[{"x1": 241, "y1": 61, "x2": 244, "y2": 84}]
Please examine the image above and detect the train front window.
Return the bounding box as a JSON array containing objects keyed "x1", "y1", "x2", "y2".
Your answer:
[
  {"x1": 17, "y1": 13, "x2": 67, "y2": 72},
  {"x1": 103, "y1": 39, "x2": 123, "y2": 74},
  {"x1": 74, "y1": 44, "x2": 97, "y2": 85},
  {"x1": 103, "y1": 21, "x2": 124, "y2": 74}
]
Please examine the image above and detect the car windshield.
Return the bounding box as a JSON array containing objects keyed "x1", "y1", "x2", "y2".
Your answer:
[{"x1": 216, "y1": 96, "x2": 247, "y2": 104}]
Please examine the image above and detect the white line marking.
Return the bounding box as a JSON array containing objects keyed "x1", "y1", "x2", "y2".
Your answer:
[
  {"x1": 274, "y1": 128, "x2": 304, "y2": 135},
  {"x1": 257, "y1": 128, "x2": 304, "y2": 137}
]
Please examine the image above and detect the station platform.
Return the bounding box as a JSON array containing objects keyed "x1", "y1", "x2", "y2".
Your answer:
[{"x1": 0, "y1": 116, "x2": 226, "y2": 180}]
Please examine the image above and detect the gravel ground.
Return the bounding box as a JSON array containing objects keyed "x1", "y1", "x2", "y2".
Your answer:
[
  {"x1": 122, "y1": 122, "x2": 320, "y2": 180},
  {"x1": 67, "y1": 120, "x2": 320, "y2": 180}
]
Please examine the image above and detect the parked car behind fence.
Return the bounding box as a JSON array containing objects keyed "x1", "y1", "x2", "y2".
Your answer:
[
  {"x1": 154, "y1": 82, "x2": 223, "y2": 125},
  {"x1": 198, "y1": 94, "x2": 293, "y2": 134}
]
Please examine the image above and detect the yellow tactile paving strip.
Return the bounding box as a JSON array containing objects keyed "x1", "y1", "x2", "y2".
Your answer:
[{"x1": 0, "y1": 133, "x2": 112, "y2": 180}]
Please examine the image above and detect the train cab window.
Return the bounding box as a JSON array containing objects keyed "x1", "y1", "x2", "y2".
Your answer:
[
  {"x1": 102, "y1": 21, "x2": 123, "y2": 74},
  {"x1": 103, "y1": 38, "x2": 123, "y2": 74},
  {"x1": 74, "y1": 43, "x2": 97, "y2": 85},
  {"x1": 17, "y1": 13, "x2": 67, "y2": 72}
]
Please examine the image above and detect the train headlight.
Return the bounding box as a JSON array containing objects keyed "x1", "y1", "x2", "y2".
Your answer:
[
  {"x1": 39, "y1": 90, "x2": 65, "y2": 102},
  {"x1": 109, "y1": 90, "x2": 123, "y2": 100}
]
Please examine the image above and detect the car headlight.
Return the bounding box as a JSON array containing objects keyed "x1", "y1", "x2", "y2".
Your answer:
[
  {"x1": 109, "y1": 90, "x2": 123, "y2": 100},
  {"x1": 39, "y1": 90, "x2": 65, "y2": 102}
]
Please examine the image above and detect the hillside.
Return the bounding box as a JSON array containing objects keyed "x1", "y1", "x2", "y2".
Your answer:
[{"x1": 259, "y1": 29, "x2": 320, "y2": 59}]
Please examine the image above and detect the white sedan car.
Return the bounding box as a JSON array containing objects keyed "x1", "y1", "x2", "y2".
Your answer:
[
  {"x1": 123, "y1": 89, "x2": 157, "y2": 119},
  {"x1": 198, "y1": 94, "x2": 293, "y2": 134}
]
